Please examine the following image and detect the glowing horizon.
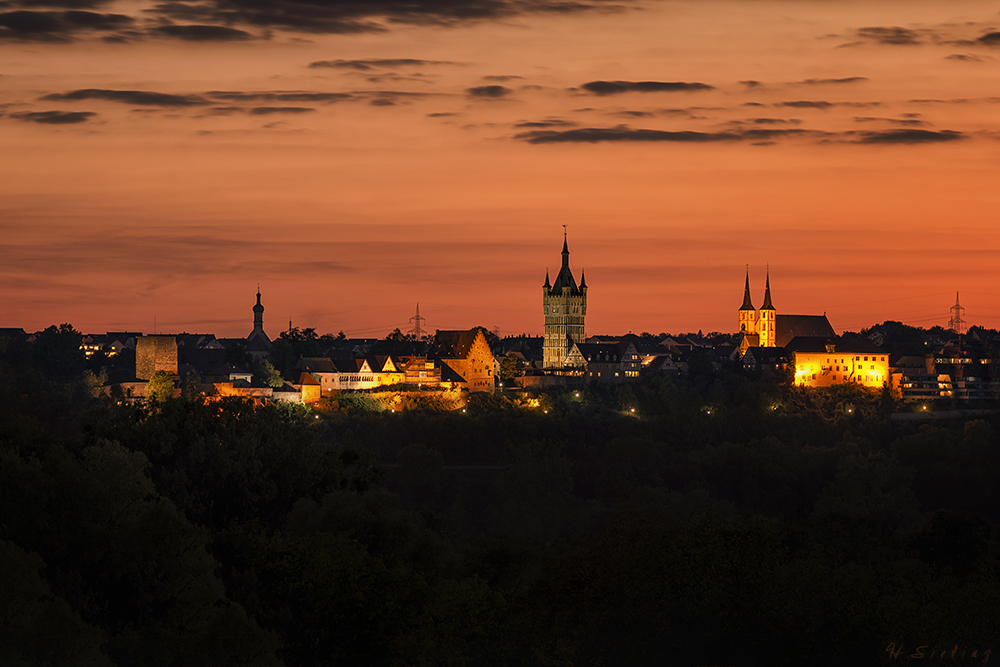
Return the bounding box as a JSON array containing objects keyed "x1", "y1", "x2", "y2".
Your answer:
[{"x1": 4, "y1": 0, "x2": 1000, "y2": 338}]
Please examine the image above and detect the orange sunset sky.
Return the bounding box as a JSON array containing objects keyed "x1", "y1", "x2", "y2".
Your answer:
[{"x1": 3, "y1": 0, "x2": 1000, "y2": 338}]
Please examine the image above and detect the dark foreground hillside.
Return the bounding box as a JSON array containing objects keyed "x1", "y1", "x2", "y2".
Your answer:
[{"x1": 2, "y1": 353, "x2": 999, "y2": 665}]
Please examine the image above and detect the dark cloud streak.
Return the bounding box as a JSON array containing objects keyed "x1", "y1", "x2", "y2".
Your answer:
[
  {"x1": 42, "y1": 88, "x2": 208, "y2": 106},
  {"x1": 309, "y1": 58, "x2": 461, "y2": 69},
  {"x1": 516, "y1": 125, "x2": 739, "y2": 144},
  {"x1": 149, "y1": 0, "x2": 636, "y2": 37},
  {"x1": 249, "y1": 106, "x2": 315, "y2": 114},
  {"x1": 207, "y1": 90, "x2": 352, "y2": 103},
  {"x1": 151, "y1": 24, "x2": 252, "y2": 40},
  {"x1": 580, "y1": 80, "x2": 713, "y2": 96},
  {"x1": 798, "y1": 76, "x2": 867, "y2": 85},
  {"x1": 9, "y1": 109, "x2": 95, "y2": 123},
  {"x1": 466, "y1": 85, "x2": 511, "y2": 98},
  {"x1": 0, "y1": 8, "x2": 131, "y2": 40},
  {"x1": 854, "y1": 26, "x2": 922, "y2": 45},
  {"x1": 853, "y1": 129, "x2": 965, "y2": 144}
]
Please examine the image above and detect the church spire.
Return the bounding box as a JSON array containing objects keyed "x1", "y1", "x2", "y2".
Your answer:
[
  {"x1": 739, "y1": 266, "x2": 755, "y2": 311},
  {"x1": 760, "y1": 267, "x2": 775, "y2": 311}
]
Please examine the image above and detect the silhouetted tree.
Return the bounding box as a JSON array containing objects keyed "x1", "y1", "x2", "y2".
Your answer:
[{"x1": 33, "y1": 323, "x2": 86, "y2": 378}]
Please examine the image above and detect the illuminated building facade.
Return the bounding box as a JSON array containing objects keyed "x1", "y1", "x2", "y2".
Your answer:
[
  {"x1": 565, "y1": 340, "x2": 640, "y2": 383},
  {"x1": 429, "y1": 328, "x2": 496, "y2": 392},
  {"x1": 135, "y1": 335, "x2": 178, "y2": 380},
  {"x1": 788, "y1": 337, "x2": 889, "y2": 388},
  {"x1": 298, "y1": 356, "x2": 405, "y2": 393},
  {"x1": 543, "y1": 232, "x2": 587, "y2": 369}
]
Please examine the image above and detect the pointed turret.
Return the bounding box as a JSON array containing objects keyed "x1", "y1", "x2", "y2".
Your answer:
[
  {"x1": 561, "y1": 230, "x2": 570, "y2": 268},
  {"x1": 543, "y1": 270, "x2": 551, "y2": 289},
  {"x1": 761, "y1": 269, "x2": 775, "y2": 311},
  {"x1": 739, "y1": 268, "x2": 755, "y2": 311},
  {"x1": 579, "y1": 269, "x2": 587, "y2": 290}
]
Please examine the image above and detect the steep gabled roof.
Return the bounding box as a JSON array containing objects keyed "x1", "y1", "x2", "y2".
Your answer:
[
  {"x1": 573, "y1": 343, "x2": 623, "y2": 363},
  {"x1": 298, "y1": 357, "x2": 338, "y2": 373},
  {"x1": 369, "y1": 355, "x2": 398, "y2": 373},
  {"x1": 784, "y1": 335, "x2": 881, "y2": 354},
  {"x1": 775, "y1": 314, "x2": 836, "y2": 347},
  {"x1": 428, "y1": 329, "x2": 484, "y2": 360}
]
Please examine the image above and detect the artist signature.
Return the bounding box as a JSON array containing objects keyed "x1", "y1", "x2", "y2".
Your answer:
[{"x1": 886, "y1": 644, "x2": 991, "y2": 662}]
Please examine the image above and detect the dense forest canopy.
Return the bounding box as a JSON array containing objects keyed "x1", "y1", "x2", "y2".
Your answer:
[{"x1": 2, "y1": 326, "x2": 999, "y2": 665}]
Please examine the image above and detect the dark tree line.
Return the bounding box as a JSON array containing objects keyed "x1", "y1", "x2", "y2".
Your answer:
[{"x1": 4, "y1": 327, "x2": 1000, "y2": 665}]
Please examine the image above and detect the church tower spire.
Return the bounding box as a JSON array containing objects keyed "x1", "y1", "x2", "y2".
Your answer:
[
  {"x1": 738, "y1": 266, "x2": 756, "y2": 335},
  {"x1": 758, "y1": 267, "x2": 776, "y2": 347},
  {"x1": 760, "y1": 268, "x2": 774, "y2": 311},
  {"x1": 561, "y1": 226, "x2": 570, "y2": 268}
]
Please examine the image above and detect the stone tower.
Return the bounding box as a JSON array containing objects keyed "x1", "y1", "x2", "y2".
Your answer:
[
  {"x1": 758, "y1": 269, "x2": 776, "y2": 348},
  {"x1": 543, "y1": 231, "x2": 587, "y2": 369},
  {"x1": 738, "y1": 267, "x2": 756, "y2": 336}
]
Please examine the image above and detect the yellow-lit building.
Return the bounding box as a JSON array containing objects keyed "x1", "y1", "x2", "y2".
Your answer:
[
  {"x1": 298, "y1": 356, "x2": 405, "y2": 394},
  {"x1": 429, "y1": 328, "x2": 496, "y2": 392},
  {"x1": 788, "y1": 337, "x2": 889, "y2": 389}
]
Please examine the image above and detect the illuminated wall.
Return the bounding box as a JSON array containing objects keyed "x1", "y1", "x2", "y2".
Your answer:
[
  {"x1": 793, "y1": 349, "x2": 889, "y2": 388},
  {"x1": 136, "y1": 335, "x2": 178, "y2": 380},
  {"x1": 438, "y1": 329, "x2": 496, "y2": 392}
]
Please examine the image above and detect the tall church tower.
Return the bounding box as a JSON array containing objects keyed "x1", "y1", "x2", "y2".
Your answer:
[
  {"x1": 250, "y1": 288, "x2": 267, "y2": 340},
  {"x1": 758, "y1": 269, "x2": 776, "y2": 348},
  {"x1": 739, "y1": 267, "x2": 756, "y2": 335},
  {"x1": 543, "y1": 231, "x2": 587, "y2": 369},
  {"x1": 246, "y1": 287, "x2": 273, "y2": 364}
]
